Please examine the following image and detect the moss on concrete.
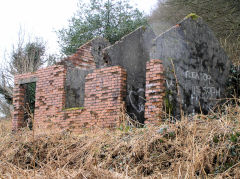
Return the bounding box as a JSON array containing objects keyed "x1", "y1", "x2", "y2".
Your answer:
[
  {"x1": 185, "y1": 13, "x2": 200, "y2": 20},
  {"x1": 63, "y1": 107, "x2": 84, "y2": 111}
]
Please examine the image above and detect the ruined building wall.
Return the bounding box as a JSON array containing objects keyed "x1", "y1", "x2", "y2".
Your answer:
[
  {"x1": 64, "y1": 42, "x2": 96, "y2": 69},
  {"x1": 13, "y1": 16, "x2": 232, "y2": 131},
  {"x1": 13, "y1": 65, "x2": 128, "y2": 132},
  {"x1": 57, "y1": 66, "x2": 127, "y2": 131},
  {"x1": 150, "y1": 17, "x2": 230, "y2": 116},
  {"x1": 103, "y1": 26, "x2": 156, "y2": 123},
  {"x1": 13, "y1": 36, "x2": 166, "y2": 132},
  {"x1": 13, "y1": 81, "x2": 26, "y2": 129},
  {"x1": 34, "y1": 66, "x2": 67, "y2": 130},
  {"x1": 64, "y1": 38, "x2": 110, "y2": 109},
  {"x1": 13, "y1": 65, "x2": 67, "y2": 131}
]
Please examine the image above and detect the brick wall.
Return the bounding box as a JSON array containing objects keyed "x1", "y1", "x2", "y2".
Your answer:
[
  {"x1": 13, "y1": 65, "x2": 127, "y2": 132},
  {"x1": 34, "y1": 66, "x2": 66, "y2": 130},
  {"x1": 63, "y1": 42, "x2": 96, "y2": 69},
  {"x1": 13, "y1": 65, "x2": 66, "y2": 131},
  {"x1": 145, "y1": 59, "x2": 165, "y2": 124},
  {"x1": 13, "y1": 71, "x2": 41, "y2": 130},
  {"x1": 56, "y1": 66, "x2": 127, "y2": 132},
  {"x1": 84, "y1": 66, "x2": 127, "y2": 127}
]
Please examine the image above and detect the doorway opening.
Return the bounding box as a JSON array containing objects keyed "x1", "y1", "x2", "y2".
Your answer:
[{"x1": 22, "y1": 82, "x2": 36, "y2": 130}]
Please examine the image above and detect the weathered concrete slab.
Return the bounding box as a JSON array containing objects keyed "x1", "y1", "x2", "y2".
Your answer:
[
  {"x1": 151, "y1": 16, "x2": 231, "y2": 116},
  {"x1": 19, "y1": 77, "x2": 38, "y2": 84},
  {"x1": 65, "y1": 67, "x2": 92, "y2": 108},
  {"x1": 90, "y1": 37, "x2": 111, "y2": 68},
  {"x1": 103, "y1": 26, "x2": 156, "y2": 123}
]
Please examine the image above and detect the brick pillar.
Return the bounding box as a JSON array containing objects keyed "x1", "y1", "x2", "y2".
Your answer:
[
  {"x1": 145, "y1": 59, "x2": 165, "y2": 124},
  {"x1": 12, "y1": 84, "x2": 25, "y2": 130}
]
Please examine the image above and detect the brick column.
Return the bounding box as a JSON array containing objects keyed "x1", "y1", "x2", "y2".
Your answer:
[
  {"x1": 12, "y1": 83, "x2": 25, "y2": 130},
  {"x1": 145, "y1": 59, "x2": 165, "y2": 124}
]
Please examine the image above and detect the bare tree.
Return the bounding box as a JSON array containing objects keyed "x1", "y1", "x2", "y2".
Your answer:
[
  {"x1": 9, "y1": 39, "x2": 46, "y2": 75},
  {"x1": 0, "y1": 32, "x2": 54, "y2": 118},
  {"x1": 0, "y1": 96, "x2": 12, "y2": 118}
]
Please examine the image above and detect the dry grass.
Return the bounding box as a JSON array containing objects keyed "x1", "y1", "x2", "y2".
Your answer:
[
  {"x1": 0, "y1": 103, "x2": 239, "y2": 179},
  {"x1": 220, "y1": 38, "x2": 240, "y2": 66}
]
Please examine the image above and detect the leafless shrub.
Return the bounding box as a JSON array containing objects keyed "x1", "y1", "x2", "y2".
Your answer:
[{"x1": 0, "y1": 30, "x2": 57, "y2": 118}]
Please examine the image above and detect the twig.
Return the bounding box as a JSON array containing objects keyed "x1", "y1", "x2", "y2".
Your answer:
[{"x1": 222, "y1": 162, "x2": 240, "y2": 174}]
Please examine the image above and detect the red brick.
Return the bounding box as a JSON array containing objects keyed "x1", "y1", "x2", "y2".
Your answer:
[{"x1": 145, "y1": 59, "x2": 165, "y2": 124}]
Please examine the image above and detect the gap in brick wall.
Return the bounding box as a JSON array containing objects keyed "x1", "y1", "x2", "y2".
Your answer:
[{"x1": 22, "y1": 82, "x2": 36, "y2": 130}]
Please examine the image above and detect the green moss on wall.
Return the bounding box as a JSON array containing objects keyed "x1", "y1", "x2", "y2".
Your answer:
[
  {"x1": 63, "y1": 107, "x2": 84, "y2": 111},
  {"x1": 185, "y1": 13, "x2": 200, "y2": 20}
]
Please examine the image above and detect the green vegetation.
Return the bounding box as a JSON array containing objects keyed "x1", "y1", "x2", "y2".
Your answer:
[
  {"x1": 63, "y1": 107, "x2": 85, "y2": 111},
  {"x1": 185, "y1": 13, "x2": 200, "y2": 20},
  {"x1": 57, "y1": 0, "x2": 147, "y2": 55}
]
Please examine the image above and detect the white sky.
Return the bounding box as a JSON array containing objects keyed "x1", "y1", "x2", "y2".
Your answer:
[{"x1": 0, "y1": 0, "x2": 158, "y2": 62}]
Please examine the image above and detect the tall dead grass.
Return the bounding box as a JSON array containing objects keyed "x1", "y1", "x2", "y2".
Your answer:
[{"x1": 0, "y1": 102, "x2": 239, "y2": 178}]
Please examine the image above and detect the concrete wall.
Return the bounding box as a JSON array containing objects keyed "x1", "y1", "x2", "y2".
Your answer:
[
  {"x1": 103, "y1": 26, "x2": 156, "y2": 123},
  {"x1": 151, "y1": 16, "x2": 231, "y2": 116},
  {"x1": 65, "y1": 68, "x2": 92, "y2": 108}
]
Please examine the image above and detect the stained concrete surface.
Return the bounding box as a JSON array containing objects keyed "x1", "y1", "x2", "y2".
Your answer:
[{"x1": 151, "y1": 16, "x2": 231, "y2": 116}]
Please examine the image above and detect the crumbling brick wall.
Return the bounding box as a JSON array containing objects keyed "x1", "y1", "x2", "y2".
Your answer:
[
  {"x1": 13, "y1": 65, "x2": 66, "y2": 131},
  {"x1": 56, "y1": 66, "x2": 127, "y2": 132},
  {"x1": 13, "y1": 64, "x2": 127, "y2": 132},
  {"x1": 34, "y1": 66, "x2": 66, "y2": 129},
  {"x1": 145, "y1": 59, "x2": 165, "y2": 124},
  {"x1": 13, "y1": 60, "x2": 166, "y2": 131},
  {"x1": 84, "y1": 66, "x2": 127, "y2": 127},
  {"x1": 63, "y1": 42, "x2": 96, "y2": 69}
]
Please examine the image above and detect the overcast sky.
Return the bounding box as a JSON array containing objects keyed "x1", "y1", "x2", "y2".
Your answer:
[{"x1": 0, "y1": 0, "x2": 158, "y2": 62}]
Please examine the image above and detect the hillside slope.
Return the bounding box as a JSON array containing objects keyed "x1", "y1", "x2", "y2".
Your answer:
[{"x1": 0, "y1": 104, "x2": 239, "y2": 178}]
